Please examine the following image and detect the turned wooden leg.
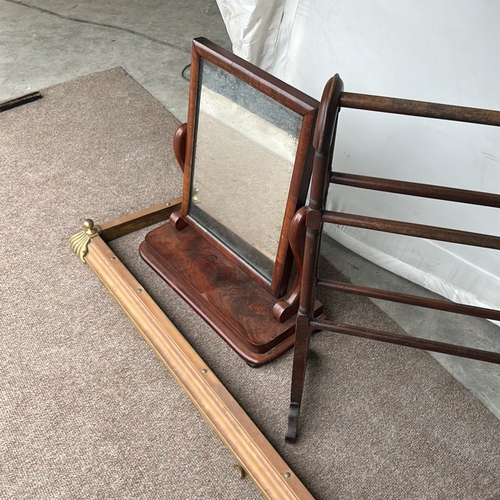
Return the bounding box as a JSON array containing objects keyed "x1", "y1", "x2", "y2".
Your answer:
[
  {"x1": 286, "y1": 75, "x2": 344, "y2": 443},
  {"x1": 286, "y1": 313, "x2": 312, "y2": 443}
]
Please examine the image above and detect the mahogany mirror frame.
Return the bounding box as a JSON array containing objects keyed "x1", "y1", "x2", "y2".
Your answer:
[
  {"x1": 141, "y1": 38, "x2": 320, "y2": 366},
  {"x1": 176, "y1": 37, "x2": 319, "y2": 298}
]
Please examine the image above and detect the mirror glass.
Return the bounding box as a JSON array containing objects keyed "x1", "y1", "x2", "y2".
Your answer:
[{"x1": 189, "y1": 59, "x2": 303, "y2": 281}]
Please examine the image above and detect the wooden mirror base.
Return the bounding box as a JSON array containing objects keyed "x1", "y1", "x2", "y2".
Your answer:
[{"x1": 140, "y1": 221, "x2": 322, "y2": 367}]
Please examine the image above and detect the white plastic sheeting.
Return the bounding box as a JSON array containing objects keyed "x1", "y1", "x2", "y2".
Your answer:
[
  {"x1": 216, "y1": 0, "x2": 289, "y2": 71},
  {"x1": 216, "y1": 0, "x2": 500, "y2": 314}
]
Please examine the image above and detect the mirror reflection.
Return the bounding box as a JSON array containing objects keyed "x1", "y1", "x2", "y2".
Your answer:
[{"x1": 189, "y1": 59, "x2": 302, "y2": 281}]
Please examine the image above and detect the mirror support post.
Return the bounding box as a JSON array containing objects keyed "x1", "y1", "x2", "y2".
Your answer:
[
  {"x1": 272, "y1": 207, "x2": 307, "y2": 323},
  {"x1": 173, "y1": 123, "x2": 188, "y2": 173}
]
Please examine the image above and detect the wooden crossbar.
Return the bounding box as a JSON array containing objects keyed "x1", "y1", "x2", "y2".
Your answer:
[
  {"x1": 330, "y1": 172, "x2": 500, "y2": 208},
  {"x1": 323, "y1": 211, "x2": 500, "y2": 249},
  {"x1": 317, "y1": 280, "x2": 500, "y2": 322}
]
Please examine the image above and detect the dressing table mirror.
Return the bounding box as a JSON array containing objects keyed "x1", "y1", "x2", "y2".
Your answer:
[{"x1": 140, "y1": 38, "x2": 320, "y2": 366}]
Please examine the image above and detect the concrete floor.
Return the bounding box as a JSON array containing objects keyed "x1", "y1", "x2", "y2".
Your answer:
[
  {"x1": 2, "y1": 0, "x2": 499, "y2": 420},
  {"x1": 1, "y1": 0, "x2": 231, "y2": 121}
]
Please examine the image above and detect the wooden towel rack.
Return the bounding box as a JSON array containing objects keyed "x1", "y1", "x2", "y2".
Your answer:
[{"x1": 286, "y1": 75, "x2": 500, "y2": 442}]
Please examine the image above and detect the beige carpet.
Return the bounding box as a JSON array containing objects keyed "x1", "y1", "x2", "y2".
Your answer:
[{"x1": 1, "y1": 68, "x2": 500, "y2": 500}]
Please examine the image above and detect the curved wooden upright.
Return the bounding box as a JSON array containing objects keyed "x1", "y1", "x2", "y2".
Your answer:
[{"x1": 286, "y1": 75, "x2": 344, "y2": 442}]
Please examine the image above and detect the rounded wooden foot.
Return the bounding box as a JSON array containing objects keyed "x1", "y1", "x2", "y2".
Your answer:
[{"x1": 285, "y1": 403, "x2": 300, "y2": 443}]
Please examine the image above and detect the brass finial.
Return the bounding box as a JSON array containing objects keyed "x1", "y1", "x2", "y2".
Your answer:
[
  {"x1": 70, "y1": 219, "x2": 101, "y2": 263},
  {"x1": 83, "y1": 219, "x2": 97, "y2": 235}
]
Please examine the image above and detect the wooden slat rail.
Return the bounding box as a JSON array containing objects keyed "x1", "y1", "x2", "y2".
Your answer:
[
  {"x1": 330, "y1": 172, "x2": 500, "y2": 208},
  {"x1": 286, "y1": 75, "x2": 500, "y2": 443},
  {"x1": 317, "y1": 280, "x2": 500, "y2": 322},
  {"x1": 310, "y1": 319, "x2": 500, "y2": 365},
  {"x1": 323, "y1": 211, "x2": 500, "y2": 249},
  {"x1": 340, "y1": 92, "x2": 500, "y2": 126}
]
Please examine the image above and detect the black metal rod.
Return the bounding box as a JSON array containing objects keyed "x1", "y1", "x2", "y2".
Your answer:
[
  {"x1": 0, "y1": 91, "x2": 42, "y2": 113},
  {"x1": 323, "y1": 211, "x2": 500, "y2": 250},
  {"x1": 317, "y1": 280, "x2": 500, "y2": 321},
  {"x1": 330, "y1": 172, "x2": 500, "y2": 208},
  {"x1": 310, "y1": 319, "x2": 500, "y2": 365},
  {"x1": 340, "y1": 92, "x2": 500, "y2": 127}
]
